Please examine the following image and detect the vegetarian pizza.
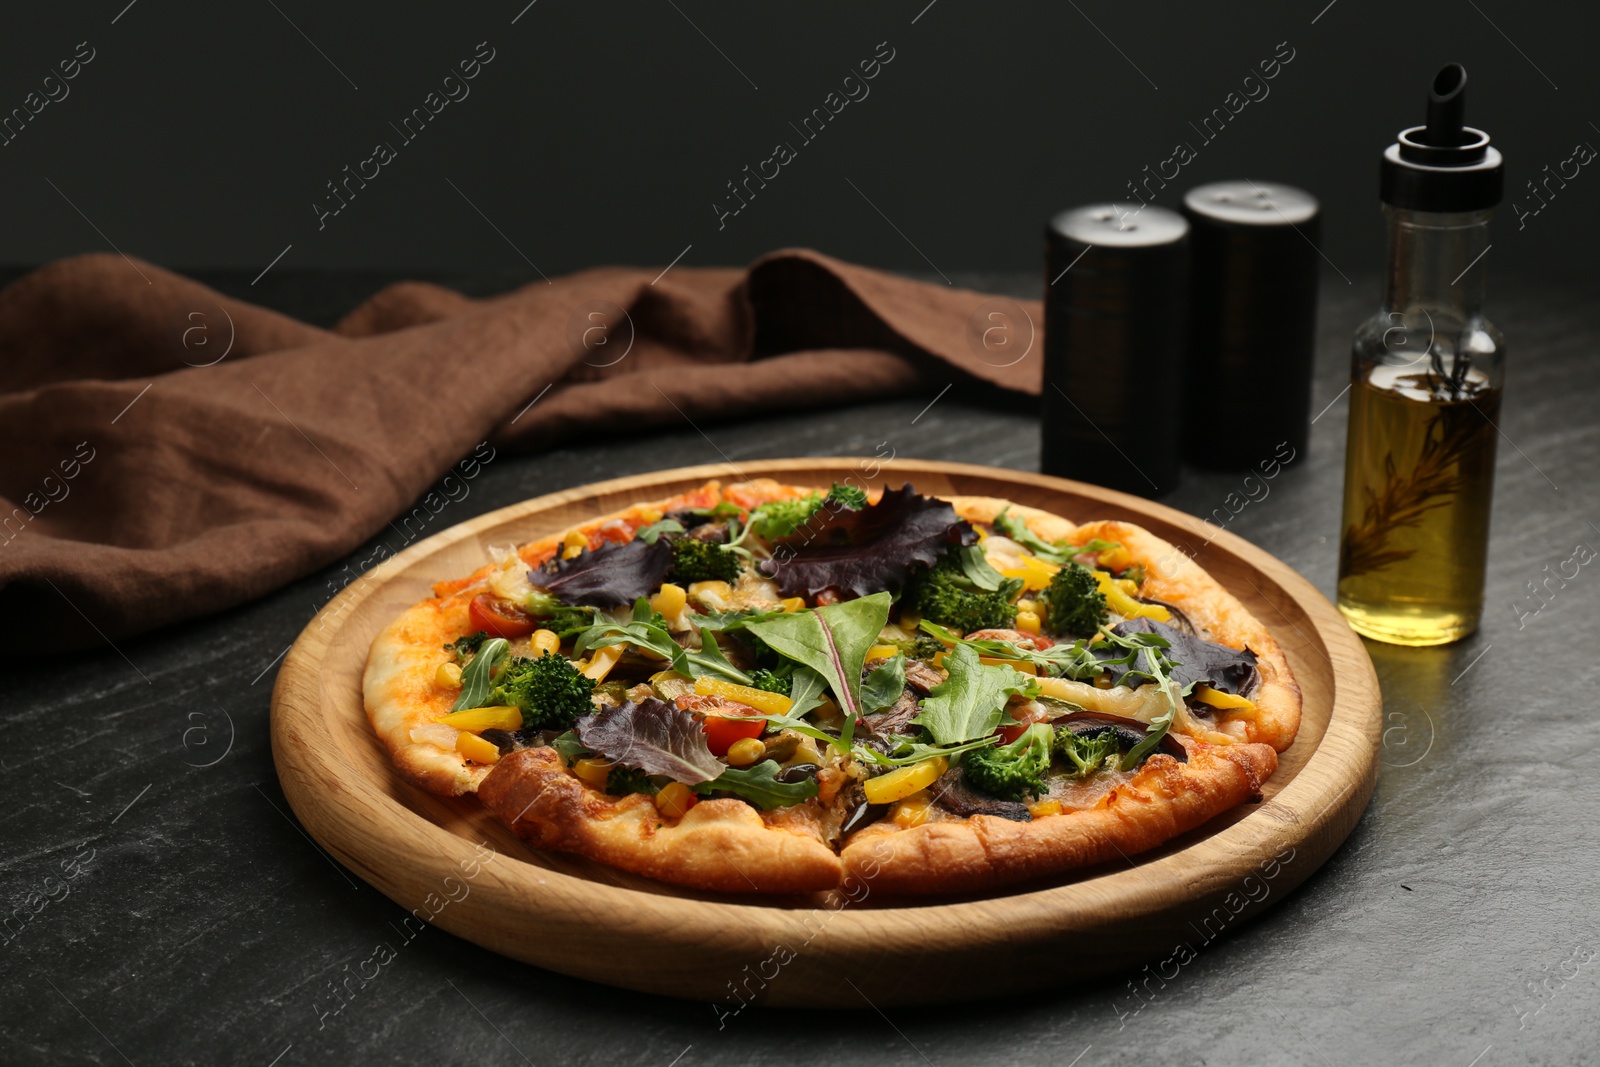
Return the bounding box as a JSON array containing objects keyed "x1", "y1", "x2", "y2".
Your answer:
[{"x1": 364, "y1": 479, "x2": 1299, "y2": 896}]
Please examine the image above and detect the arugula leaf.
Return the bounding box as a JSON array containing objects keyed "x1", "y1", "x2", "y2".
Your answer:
[
  {"x1": 786, "y1": 665, "x2": 829, "y2": 718},
  {"x1": 861, "y1": 654, "x2": 907, "y2": 714},
  {"x1": 1093, "y1": 626, "x2": 1181, "y2": 770},
  {"x1": 574, "y1": 698, "x2": 723, "y2": 784},
  {"x1": 743, "y1": 592, "x2": 891, "y2": 748},
  {"x1": 694, "y1": 759, "x2": 818, "y2": 809},
  {"x1": 687, "y1": 608, "x2": 788, "y2": 633},
  {"x1": 911, "y1": 642, "x2": 1032, "y2": 745},
  {"x1": 451, "y1": 637, "x2": 509, "y2": 711},
  {"x1": 992, "y1": 508, "x2": 1121, "y2": 567},
  {"x1": 852, "y1": 733, "x2": 998, "y2": 768},
  {"x1": 573, "y1": 599, "x2": 752, "y2": 684},
  {"x1": 634, "y1": 519, "x2": 685, "y2": 545},
  {"x1": 1095, "y1": 617, "x2": 1260, "y2": 695},
  {"x1": 919, "y1": 619, "x2": 1102, "y2": 680},
  {"x1": 952, "y1": 544, "x2": 1006, "y2": 592}
]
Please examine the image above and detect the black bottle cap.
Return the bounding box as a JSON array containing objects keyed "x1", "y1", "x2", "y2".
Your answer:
[{"x1": 1380, "y1": 64, "x2": 1503, "y2": 212}]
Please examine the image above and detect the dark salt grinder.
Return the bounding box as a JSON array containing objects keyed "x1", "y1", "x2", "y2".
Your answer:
[
  {"x1": 1041, "y1": 203, "x2": 1188, "y2": 496},
  {"x1": 1181, "y1": 181, "x2": 1320, "y2": 468}
]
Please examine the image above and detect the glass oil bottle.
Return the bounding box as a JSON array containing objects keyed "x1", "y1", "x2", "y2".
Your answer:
[{"x1": 1337, "y1": 64, "x2": 1506, "y2": 646}]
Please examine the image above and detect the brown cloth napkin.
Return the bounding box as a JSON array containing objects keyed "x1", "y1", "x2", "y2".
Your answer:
[{"x1": 0, "y1": 249, "x2": 1041, "y2": 654}]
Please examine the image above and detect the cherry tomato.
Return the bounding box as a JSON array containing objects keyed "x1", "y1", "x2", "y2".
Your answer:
[
  {"x1": 468, "y1": 593, "x2": 538, "y2": 639},
  {"x1": 702, "y1": 714, "x2": 764, "y2": 757},
  {"x1": 997, "y1": 702, "x2": 1051, "y2": 744}
]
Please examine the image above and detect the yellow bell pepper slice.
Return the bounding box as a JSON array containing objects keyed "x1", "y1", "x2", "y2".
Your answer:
[
  {"x1": 1193, "y1": 685, "x2": 1256, "y2": 712},
  {"x1": 693, "y1": 676, "x2": 792, "y2": 716},
  {"x1": 456, "y1": 731, "x2": 502, "y2": 765},
  {"x1": 998, "y1": 555, "x2": 1061, "y2": 592},
  {"x1": 866, "y1": 644, "x2": 901, "y2": 662},
  {"x1": 864, "y1": 757, "x2": 948, "y2": 805},
  {"x1": 581, "y1": 644, "x2": 624, "y2": 681},
  {"x1": 781, "y1": 596, "x2": 806, "y2": 613},
  {"x1": 1092, "y1": 570, "x2": 1171, "y2": 623},
  {"x1": 436, "y1": 705, "x2": 522, "y2": 732}
]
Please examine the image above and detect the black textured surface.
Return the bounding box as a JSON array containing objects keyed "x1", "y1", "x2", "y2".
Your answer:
[{"x1": 3, "y1": 268, "x2": 1597, "y2": 1067}]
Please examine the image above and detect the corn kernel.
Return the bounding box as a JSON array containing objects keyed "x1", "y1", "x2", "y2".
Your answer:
[
  {"x1": 1017, "y1": 598, "x2": 1039, "y2": 614},
  {"x1": 693, "y1": 676, "x2": 792, "y2": 715},
  {"x1": 781, "y1": 596, "x2": 806, "y2": 613},
  {"x1": 573, "y1": 757, "x2": 614, "y2": 789},
  {"x1": 655, "y1": 781, "x2": 695, "y2": 819},
  {"x1": 1015, "y1": 610, "x2": 1042, "y2": 635},
  {"x1": 650, "y1": 582, "x2": 687, "y2": 619},
  {"x1": 456, "y1": 731, "x2": 501, "y2": 765},
  {"x1": 435, "y1": 662, "x2": 463, "y2": 688},
  {"x1": 561, "y1": 530, "x2": 588, "y2": 559},
  {"x1": 637, "y1": 507, "x2": 663, "y2": 524},
  {"x1": 865, "y1": 644, "x2": 901, "y2": 662},
  {"x1": 725, "y1": 737, "x2": 766, "y2": 767},
  {"x1": 531, "y1": 629, "x2": 560, "y2": 656},
  {"x1": 1027, "y1": 798, "x2": 1063, "y2": 819},
  {"x1": 892, "y1": 792, "x2": 932, "y2": 828},
  {"x1": 687, "y1": 580, "x2": 732, "y2": 607}
]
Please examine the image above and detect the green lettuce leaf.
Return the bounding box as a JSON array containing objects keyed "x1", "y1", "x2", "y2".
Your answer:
[
  {"x1": 743, "y1": 592, "x2": 891, "y2": 748},
  {"x1": 911, "y1": 642, "x2": 1032, "y2": 745},
  {"x1": 694, "y1": 759, "x2": 818, "y2": 809}
]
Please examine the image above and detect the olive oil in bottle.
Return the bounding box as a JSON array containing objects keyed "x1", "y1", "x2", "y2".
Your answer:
[{"x1": 1336, "y1": 64, "x2": 1506, "y2": 646}]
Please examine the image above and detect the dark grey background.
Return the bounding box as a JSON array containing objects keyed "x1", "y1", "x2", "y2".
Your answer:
[
  {"x1": 0, "y1": 0, "x2": 1594, "y2": 284},
  {"x1": 2, "y1": 270, "x2": 1596, "y2": 1066}
]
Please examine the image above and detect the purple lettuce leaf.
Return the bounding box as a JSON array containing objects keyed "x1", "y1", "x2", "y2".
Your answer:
[
  {"x1": 574, "y1": 698, "x2": 723, "y2": 784},
  {"x1": 758, "y1": 484, "x2": 974, "y2": 600},
  {"x1": 539, "y1": 537, "x2": 673, "y2": 607}
]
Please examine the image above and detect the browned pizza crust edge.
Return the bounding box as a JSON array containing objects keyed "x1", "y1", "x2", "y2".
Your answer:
[
  {"x1": 478, "y1": 748, "x2": 843, "y2": 894},
  {"x1": 836, "y1": 739, "x2": 1277, "y2": 896}
]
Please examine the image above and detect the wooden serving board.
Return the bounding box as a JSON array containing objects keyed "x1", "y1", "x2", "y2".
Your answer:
[{"x1": 270, "y1": 459, "x2": 1380, "y2": 1007}]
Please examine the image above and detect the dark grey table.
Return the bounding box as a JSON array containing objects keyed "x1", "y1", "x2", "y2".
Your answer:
[{"x1": 4, "y1": 268, "x2": 1595, "y2": 1067}]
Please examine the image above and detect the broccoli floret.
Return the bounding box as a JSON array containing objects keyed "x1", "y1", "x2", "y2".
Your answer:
[
  {"x1": 1038, "y1": 563, "x2": 1109, "y2": 638},
  {"x1": 907, "y1": 551, "x2": 1019, "y2": 634},
  {"x1": 605, "y1": 766, "x2": 658, "y2": 796},
  {"x1": 444, "y1": 630, "x2": 488, "y2": 662},
  {"x1": 522, "y1": 592, "x2": 596, "y2": 638},
  {"x1": 748, "y1": 493, "x2": 823, "y2": 539},
  {"x1": 1055, "y1": 726, "x2": 1122, "y2": 778},
  {"x1": 487, "y1": 651, "x2": 597, "y2": 731},
  {"x1": 669, "y1": 537, "x2": 743, "y2": 583},
  {"x1": 749, "y1": 668, "x2": 792, "y2": 696},
  {"x1": 824, "y1": 482, "x2": 867, "y2": 509},
  {"x1": 895, "y1": 635, "x2": 947, "y2": 662},
  {"x1": 963, "y1": 723, "x2": 1054, "y2": 801}
]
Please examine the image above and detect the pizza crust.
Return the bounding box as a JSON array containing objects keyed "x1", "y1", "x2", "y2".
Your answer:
[
  {"x1": 478, "y1": 748, "x2": 842, "y2": 894},
  {"x1": 838, "y1": 738, "x2": 1277, "y2": 896}
]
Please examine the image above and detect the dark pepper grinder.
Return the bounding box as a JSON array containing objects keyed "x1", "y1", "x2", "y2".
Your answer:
[{"x1": 1041, "y1": 203, "x2": 1189, "y2": 496}]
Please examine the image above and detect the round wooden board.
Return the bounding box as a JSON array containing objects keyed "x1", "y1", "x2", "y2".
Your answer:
[{"x1": 270, "y1": 459, "x2": 1380, "y2": 1007}]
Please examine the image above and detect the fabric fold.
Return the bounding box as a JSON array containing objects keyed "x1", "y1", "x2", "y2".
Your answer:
[{"x1": 0, "y1": 248, "x2": 1040, "y2": 652}]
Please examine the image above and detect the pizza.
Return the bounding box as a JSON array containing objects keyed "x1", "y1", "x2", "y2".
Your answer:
[{"x1": 364, "y1": 478, "x2": 1300, "y2": 896}]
